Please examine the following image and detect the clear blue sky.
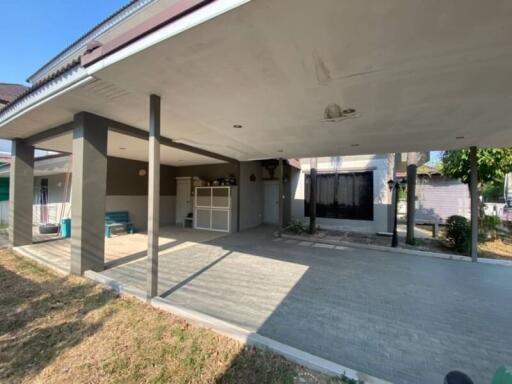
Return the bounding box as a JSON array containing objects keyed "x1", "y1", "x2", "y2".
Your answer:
[
  {"x1": 0, "y1": 0, "x2": 127, "y2": 152},
  {"x1": 1, "y1": 0, "x2": 127, "y2": 85}
]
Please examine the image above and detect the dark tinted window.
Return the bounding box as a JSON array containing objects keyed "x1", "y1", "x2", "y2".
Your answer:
[{"x1": 305, "y1": 171, "x2": 373, "y2": 220}]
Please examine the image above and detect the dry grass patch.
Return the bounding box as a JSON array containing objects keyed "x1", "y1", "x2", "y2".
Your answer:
[
  {"x1": 0, "y1": 250, "x2": 352, "y2": 384},
  {"x1": 479, "y1": 238, "x2": 512, "y2": 260}
]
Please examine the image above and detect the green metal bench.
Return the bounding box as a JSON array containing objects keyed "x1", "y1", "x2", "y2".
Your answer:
[{"x1": 105, "y1": 211, "x2": 134, "y2": 238}]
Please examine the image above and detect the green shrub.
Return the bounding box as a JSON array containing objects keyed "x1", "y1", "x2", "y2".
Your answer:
[
  {"x1": 446, "y1": 215, "x2": 471, "y2": 254},
  {"x1": 286, "y1": 220, "x2": 306, "y2": 234},
  {"x1": 480, "y1": 215, "x2": 501, "y2": 241}
]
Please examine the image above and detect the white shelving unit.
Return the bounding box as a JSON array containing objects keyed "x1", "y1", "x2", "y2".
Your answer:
[{"x1": 194, "y1": 186, "x2": 237, "y2": 233}]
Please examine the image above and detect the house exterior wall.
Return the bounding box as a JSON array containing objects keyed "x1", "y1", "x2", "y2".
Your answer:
[
  {"x1": 23, "y1": 157, "x2": 266, "y2": 232},
  {"x1": 291, "y1": 155, "x2": 392, "y2": 233},
  {"x1": 239, "y1": 161, "x2": 263, "y2": 230},
  {"x1": 415, "y1": 174, "x2": 471, "y2": 222},
  {"x1": 261, "y1": 162, "x2": 293, "y2": 226}
]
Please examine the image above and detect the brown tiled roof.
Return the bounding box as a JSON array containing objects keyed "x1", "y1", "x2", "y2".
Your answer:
[{"x1": 0, "y1": 83, "x2": 28, "y2": 104}]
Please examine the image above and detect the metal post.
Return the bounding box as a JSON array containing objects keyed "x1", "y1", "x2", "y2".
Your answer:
[
  {"x1": 469, "y1": 146, "x2": 478, "y2": 262},
  {"x1": 278, "y1": 158, "x2": 284, "y2": 236},
  {"x1": 147, "y1": 94, "x2": 161, "y2": 300},
  {"x1": 309, "y1": 158, "x2": 317, "y2": 234}
]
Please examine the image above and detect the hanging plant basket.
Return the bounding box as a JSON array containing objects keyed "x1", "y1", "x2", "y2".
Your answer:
[{"x1": 39, "y1": 223, "x2": 60, "y2": 234}]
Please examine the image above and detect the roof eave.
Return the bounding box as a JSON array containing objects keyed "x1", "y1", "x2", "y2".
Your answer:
[{"x1": 26, "y1": 0, "x2": 157, "y2": 84}]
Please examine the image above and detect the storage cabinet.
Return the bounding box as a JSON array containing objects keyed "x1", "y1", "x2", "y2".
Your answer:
[{"x1": 194, "y1": 186, "x2": 237, "y2": 232}]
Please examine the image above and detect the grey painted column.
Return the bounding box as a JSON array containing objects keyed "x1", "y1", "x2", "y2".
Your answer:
[
  {"x1": 9, "y1": 139, "x2": 34, "y2": 246},
  {"x1": 278, "y1": 158, "x2": 284, "y2": 236},
  {"x1": 147, "y1": 94, "x2": 161, "y2": 300},
  {"x1": 309, "y1": 158, "x2": 318, "y2": 235},
  {"x1": 71, "y1": 112, "x2": 108, "y2": 275},
  {"x1": 237, "y1": 161, "x2": 241, "y2": 232},
  {"x1": 469, "y1": 146, "x2": 478, "y2": 262},
  {"x1": 406, "y1": 152, "x2": 418, "y2": 245}
]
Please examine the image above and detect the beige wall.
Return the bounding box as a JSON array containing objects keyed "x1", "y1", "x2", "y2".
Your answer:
[
  {"x1": 29, "y1": 158, "x2": 270, "y2": 232},
  {"x1": 239, "y1": 161, "x2": 264, "y2": 230}
]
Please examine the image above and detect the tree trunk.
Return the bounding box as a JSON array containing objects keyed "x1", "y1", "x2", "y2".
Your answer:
[{"x1": 406, "y1": 152, "x2": 419, "y2": 245}]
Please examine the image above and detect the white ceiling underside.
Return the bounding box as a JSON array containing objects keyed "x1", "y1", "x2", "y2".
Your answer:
[
  {"x1": 36, "y1": 130, "x2": 224, "y2": 166},
  {"x1": 2, "y1": 0, "x2": 512, "y2": 162}
]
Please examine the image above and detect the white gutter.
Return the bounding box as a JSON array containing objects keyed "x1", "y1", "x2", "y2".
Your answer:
[
  {"x1": 0, "y1": 67, "x2": 95, "y2": 128},
  {"x1": 86, "y1": 0, "x2": 251, "y2": 74}
]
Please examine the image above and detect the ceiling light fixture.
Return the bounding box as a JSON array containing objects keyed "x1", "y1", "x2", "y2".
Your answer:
[
  {"x1": 277, "y1": 149, "x2": 284, "y2": 153},
  {"x1": 456, "y1": 136, "x2": 465, "y2": 140},
  {"x1": 233, "y1": 124, "x2": 243, "y2": 129},
  {"x1": 322, "y1": 103, "x2": 359, "y2": 122},
  {"x1": 351, "y1": 144, "x2": 360, "y2": 147},
  {"x1": 119, "y1": 147, "x2": 127, "y2": 150}
]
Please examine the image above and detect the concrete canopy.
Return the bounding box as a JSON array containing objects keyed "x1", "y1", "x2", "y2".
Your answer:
[{"x1": 1, "y1": 0, "x2": 512, "y2": 161}]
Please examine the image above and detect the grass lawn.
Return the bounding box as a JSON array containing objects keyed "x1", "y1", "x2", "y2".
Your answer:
[{"x1": 0, "y1": 250, "x2": 356, "y2": 384}]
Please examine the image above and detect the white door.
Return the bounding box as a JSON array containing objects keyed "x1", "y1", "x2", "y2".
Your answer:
[
  {"x1": 176, "y1": 178, "x2": 191, "y2": 225},
  {"x1": 263, "y1": 181, "x2": 279, "y2": 224}
]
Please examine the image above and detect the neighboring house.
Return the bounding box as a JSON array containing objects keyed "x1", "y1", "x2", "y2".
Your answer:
[
  {"x1": 291, "y1": 155, "x2": 393, "y2": 233},
  {"x1": 398, "y1": 166, "x2": 471, "y2": 223},
  {"x1": 0, "y1": 83, "x2": 27, "y2": 109},
  {"x1": 0, "y1": 155, "x2": 71, "y2": 226}
]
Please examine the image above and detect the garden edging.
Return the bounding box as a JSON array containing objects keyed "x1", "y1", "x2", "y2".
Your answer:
[{"x1": 279, "y1": 233, "x2": 512, "y2": 267}]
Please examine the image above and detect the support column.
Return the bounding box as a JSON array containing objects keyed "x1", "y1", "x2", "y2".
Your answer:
[
  {"x1": 278, "y1": 158, "x2": 284, "y2": 236},
  {"x1": 9, "y1": 139, "x2": 34, "y2": 246},
  {"x1": 237, "y1": 161, "x2": 241, "y2": 232},
  {"x1": 309, "y1": 158, "x2": 318, "y2": 235},
  {"x1": 70, "y1": 112, "x2": 108, "y2": 275},
  {"x1": 406, "y1": 152, "x2": 418, "y2": 245},
  {"x1": 469, "y1": 146, "x2": 478, "y2": 262},
  {"x1": 147, "y1": 94, "x2": 161, "y2": 300}
]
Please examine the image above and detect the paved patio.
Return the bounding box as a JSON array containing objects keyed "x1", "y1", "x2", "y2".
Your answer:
[
  {"x1": 13, "y1": 226, "x2": 225, "y2": 273},
  {"x1": 10, "y1": 226, "x2": 512, "y2": 383}
]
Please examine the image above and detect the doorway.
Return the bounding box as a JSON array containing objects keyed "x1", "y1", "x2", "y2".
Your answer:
[
  {"x1": 176, "y1": 177, "x2": 192, "y2": 226},
  {"x1": 263, "y1": 180, "x2": 279, "y2": 224}
]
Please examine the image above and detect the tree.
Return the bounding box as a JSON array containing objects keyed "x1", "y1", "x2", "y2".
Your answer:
[
  {"x1": 441, "y1": 148, "x2": 512, "y2": 211},
  {"x1": 441, "y1": 148, "x2": 512, "y2": 186}
]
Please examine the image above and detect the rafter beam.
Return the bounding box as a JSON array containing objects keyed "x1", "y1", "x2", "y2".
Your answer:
[
  {"x1": 25, "y1": 122, "x2": 73, "y2": 146},
  {"x1": 104, "y1": 115, "x2": 238, "y2": 164}
]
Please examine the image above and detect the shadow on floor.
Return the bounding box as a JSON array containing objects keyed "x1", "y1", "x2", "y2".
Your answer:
[
  {"x1": 144, "y1": 226, "x2": 512, "y2": 384},
  {"x1": 104, "y1": 238, "x2": 189, "y2": 269}
]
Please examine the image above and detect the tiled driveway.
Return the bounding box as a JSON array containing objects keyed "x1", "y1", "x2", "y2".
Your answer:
[{"x1": 100, "y1": 226, "x2": 512, "y2": 384}]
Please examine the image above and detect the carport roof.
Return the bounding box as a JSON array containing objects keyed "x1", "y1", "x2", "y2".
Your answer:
[{"x1": 1, "y1": 0, "x2": 512, "y2": 162}]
